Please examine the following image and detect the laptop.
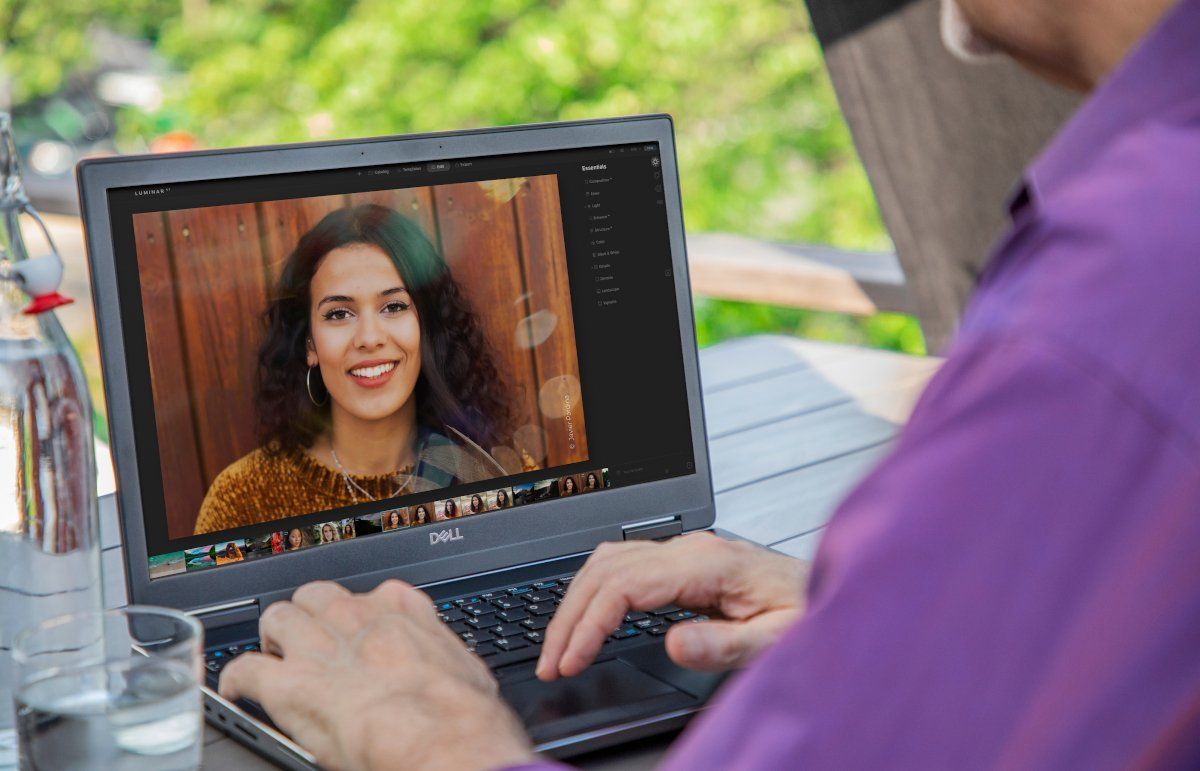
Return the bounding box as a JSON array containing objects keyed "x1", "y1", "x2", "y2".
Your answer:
[{"x1": 77, "y1": 114, "x2": 723, "y2": 769}]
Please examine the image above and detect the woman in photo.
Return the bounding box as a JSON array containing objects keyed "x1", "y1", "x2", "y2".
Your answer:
[
  {"x1": 341, "y1": 521, "x2": 355, "y2": 539},
  {"x1": 442, "y1": 498, "x2": 459, "y2": 520},
  {"x1": 286, "y1": 527, "x2": 308, "y2": 551},
  {"x1": 195, "y1": 204, "x2": 534, "y2": 535},
  {"x1": 384, "y1": 509, "x2": 402, "y2": 531},
  {"x1": 560, "y1": 476, "x2": 578, "y2": 497},
  {"x1": 320, "y1": 522, "x2": 339, "y2": 544},
  {"x1": 584, "y1": 471, "x2": 600, "y2": 492},
  {"x1": 493, "y1": 488, "x2": 511, "y2": 509},
  {"x1": 468, "y1": 494, "x2": 485, "y2": 515},
  {"x1": 413, "y1": 504, "x2": 430, "y2": 525}
]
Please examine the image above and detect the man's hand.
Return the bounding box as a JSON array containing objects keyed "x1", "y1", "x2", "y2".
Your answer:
[
  {"x1": 219, "y1": 580, "x2": 534, "y2": 771},
  {"x1": 537, "y1": 532, "x2": 809, "y2": 681}
]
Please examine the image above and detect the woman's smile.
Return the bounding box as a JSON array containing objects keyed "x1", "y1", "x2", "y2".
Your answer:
[{"x1": 348, "y1": 358, "x2": 399, "y2": 387}]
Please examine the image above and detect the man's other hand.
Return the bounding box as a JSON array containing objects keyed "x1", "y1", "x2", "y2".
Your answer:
[
  {"x1": 219, "y1": 580, "x2": 534, "y2": 771},
  {"x1": 537, "y1": 532, "x2": 809, "y2": 681}
]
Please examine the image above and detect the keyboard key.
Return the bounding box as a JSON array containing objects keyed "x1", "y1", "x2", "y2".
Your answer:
[
  {"x1": 460, "y1": 631, "x2": 486, "y2": 644},
  {"x1": 454, "y1": 597, "x2": 482, "y2": 607},
  {"x1": 524, "y1": 603, "x2": 555, "y2": 617},
  {"x1": 521, "y1": 616, "x2": 550, "y2": 631},
  {"x1": 610, "y1": 627, "x2": 641, "y2": 641},
  {"x1": 448, "y1": 620, "x2": 470, "y2": 635},
  {"x1": 490, "y1": 623, "x2": 525, "y2": 638},
  {"x1": 464, "y1": 605, "x2": 491, "y2": 617},
  {"x1": 481, "y1": 591, "x2": 506, "y2": 600},
  {"x1": 648, "y1": 626, "x2": 669, "y2": 636},
  {"x1": 496, "y1": 608, "x2": 528, "y2": 623},
  {"x1": 466, "y1": 614, "x2": 498, "y2": 630},
  {"x1": 438, "y1": 608, "x2": 466, "y2": 623},
  {"x1": 552, "y1": 586, "x2": 570, "y2": 597},
  {"x1": 526, "y1": 591, "x2": 554, "y2": 603},
  {"x1": 491, "y1": 597, "x2": 525, "y2": 610},
  {"x1": 473, "y1": 641, "x2": 498, "y2": 658},
  {"x1": 524, "y1": 630, "x2": 544, "y2": 644},
  {"x1": 634, "y1": 618, "x2": 663, "y2": 630},
  {"x1": 532, "y1": 580, "x2": 559, "y2": 590},
  {"x1": 435, "y1": 601, "x2": 455, "y2": 612},
  {"x1": 205, "y1": 660, "x2": 222, "y2": 673},
  {"x1": 666, "y1": 610, "x2": 697, "y2": 622},
  {"x1": 624, "y1": 612, "x2": 649, "y2": 623},
  {"x1": 244, "y1": 643, "x2": 260, "y2": 652},
  {"x1": 508, "y1": 586, "x2": 533, "y2": 596},
  {"x1": 494, "y1": 636, "x2": 530, "y2": 652},
  {"x1": 650, "y1": 605, "x2": 681, "y2": 616}
]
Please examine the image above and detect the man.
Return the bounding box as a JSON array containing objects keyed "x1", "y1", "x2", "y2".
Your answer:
[{"x1": 221, "y1": 0, "x2": 1200, "y2": 767}]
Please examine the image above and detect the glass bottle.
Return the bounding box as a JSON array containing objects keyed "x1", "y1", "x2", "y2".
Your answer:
[{"x1": 0, "y1": 112, "x2": 101, "y2": 767}]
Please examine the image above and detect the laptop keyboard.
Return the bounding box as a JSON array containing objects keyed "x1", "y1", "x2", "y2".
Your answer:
[
  {"x1": 433, "y1": 574, "x2": 707, "y2": 670},
  {"x1": 205, "y1": 573, "x2": 707, "y2": 678}
]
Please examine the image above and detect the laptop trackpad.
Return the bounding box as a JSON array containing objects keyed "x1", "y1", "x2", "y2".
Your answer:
[{"x1": 501, "y1": 659, "x2": 694, "y2": 743}]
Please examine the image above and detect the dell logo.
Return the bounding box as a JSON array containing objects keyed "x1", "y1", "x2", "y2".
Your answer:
[{"x1": 429, "y1": 528, "x2": 463, "y2": 546}]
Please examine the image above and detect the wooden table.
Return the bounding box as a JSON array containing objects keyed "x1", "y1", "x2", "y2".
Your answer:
[{"x1": 98, "y1": 335, "x2": 939, "y2": 769}]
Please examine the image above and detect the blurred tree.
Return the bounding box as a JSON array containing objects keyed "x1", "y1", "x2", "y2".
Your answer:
[
  {"x1": 140, "y1": 0, "x2": 888, "y2": 251},
  {"x1": 0, "y1": 0, "x2": 175, "y2": 105}
]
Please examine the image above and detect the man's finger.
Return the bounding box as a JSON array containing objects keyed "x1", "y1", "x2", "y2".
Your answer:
[
  {"x1": 537, "y1": 551, "x2": 618, "y2": 680},
  {"x1": 369, "y1": 580, "x2": 445, "y2": 635},
  {"x1": 664, "y1": 609, "x2": 800, "y2": 672},
  {"x1": 290, "y1": 580, "x2": 352, "y2": 616},
  {"x1": 259, "y1": 600, "x2": 333, "y2": 658},
  {"x1": 218, "y1": 651, "x2": 285, "y2": 703}
]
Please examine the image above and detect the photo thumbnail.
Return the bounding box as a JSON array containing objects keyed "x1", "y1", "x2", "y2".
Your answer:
[
  {"x1": 354, "y1": 512, "x2": 384, "y2": 536},
  {"x1": 460, "y1": 493, "x2": 487, "y2": 516},
  {"x1": 215, "y1": 540, "x2": 245, "y2": 565},
  {"x1": 381, "y1": 508, "x2": 410, "y2": 531},
  {"x1": 183, "y1": 544, "x2": 219, "y2": 572},
  {"x1": 433, "y1": 498, "x2": 461, "y2": 522},
  {"x1": 557, "y1": 474, "x2": 583, "y2": 497},
  {"x1": 410, "y1": 503, "x2": 433, "y2": 525},
  {"x1": 282, "y1": 527, "x2": 314, "y2": 551},
  {"x1": 148, "y1": 552, "x2": 185, "y2": 579},
  {"x1": 488, "y1": 487, "x2": 514, "y2": 510}
]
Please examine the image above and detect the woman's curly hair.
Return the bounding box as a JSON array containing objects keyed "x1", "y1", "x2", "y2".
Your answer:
[{"x1": 256, "y1": 203, "x2": 513, "y2": 454}]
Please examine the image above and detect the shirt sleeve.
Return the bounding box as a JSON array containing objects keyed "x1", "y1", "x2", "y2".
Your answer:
[{"x1": 656, "y1": 332, "x2": 1200, "y2": 769}]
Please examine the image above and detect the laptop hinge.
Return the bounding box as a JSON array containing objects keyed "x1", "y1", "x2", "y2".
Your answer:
[
  {"x1": 622, "y1": 515, "x2": 684, "y2": 542},
  {"x1": 189, "y1": 598, "x2": 261, "y2": 631}
]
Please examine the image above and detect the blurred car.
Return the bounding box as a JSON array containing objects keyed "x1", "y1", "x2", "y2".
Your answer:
[{"x1": 12, "y1": 28, "x2": 168, "y2": 214}]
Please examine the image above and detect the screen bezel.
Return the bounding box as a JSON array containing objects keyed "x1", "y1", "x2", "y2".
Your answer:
[{"x1": 78, "y1": 114, "x2": 714, "y2": 611}]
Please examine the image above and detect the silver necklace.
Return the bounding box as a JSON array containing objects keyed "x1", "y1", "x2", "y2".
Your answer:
[{"x1": 329, "y1": 447, "x2": 411, "y2": 502}]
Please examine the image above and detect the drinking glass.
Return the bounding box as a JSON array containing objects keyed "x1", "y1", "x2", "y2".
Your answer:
[{"x1": 11, "y1": 607, "x2": 203, "y2": 770}]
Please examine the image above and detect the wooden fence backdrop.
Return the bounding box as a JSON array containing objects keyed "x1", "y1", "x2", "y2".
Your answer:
[{"x1": 133, "y1": 175, "x2": 588, "y2": 539}]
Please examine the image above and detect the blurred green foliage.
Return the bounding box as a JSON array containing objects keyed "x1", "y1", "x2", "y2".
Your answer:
[{"x1": 6, "y1": 0, "x2": 925, "y2": 355}]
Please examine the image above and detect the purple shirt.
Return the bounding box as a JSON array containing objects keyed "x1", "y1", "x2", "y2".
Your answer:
[{"x1": 514, "y1": 1, "x2": 1200, "y2": 768}]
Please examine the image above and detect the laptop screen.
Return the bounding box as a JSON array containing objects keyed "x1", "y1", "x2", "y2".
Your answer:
[{"x1": 105, "y1": 141, "x2": 695, "y2": 579}]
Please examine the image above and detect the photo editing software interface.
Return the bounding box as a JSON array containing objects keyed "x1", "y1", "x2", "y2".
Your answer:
[{"x1": 106, "y1": 141, "x2": 695, "y2": 579}]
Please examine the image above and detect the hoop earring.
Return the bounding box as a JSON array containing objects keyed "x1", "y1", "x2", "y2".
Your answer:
[{"x1": 306, "y1": 365, "x2": 329, "y2": 407}]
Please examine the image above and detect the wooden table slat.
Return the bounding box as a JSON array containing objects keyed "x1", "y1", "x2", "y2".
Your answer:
[{"x1": 715, "y1": 442, "x2": 892, "y2": 547}]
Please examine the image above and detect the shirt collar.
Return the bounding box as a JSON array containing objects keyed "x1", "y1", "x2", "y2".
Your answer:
[{"x1": 1022, "y1": 0, "x2": 1200, "y2": 206}]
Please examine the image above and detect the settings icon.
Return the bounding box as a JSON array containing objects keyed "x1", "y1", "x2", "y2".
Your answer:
[{"x1": 650, "y1": 157, "x2": 660, "y2": 167}]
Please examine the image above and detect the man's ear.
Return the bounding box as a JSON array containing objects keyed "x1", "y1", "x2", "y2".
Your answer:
[{"x1": 941, "y1": 0, "x2": 1002, "y2": 63}]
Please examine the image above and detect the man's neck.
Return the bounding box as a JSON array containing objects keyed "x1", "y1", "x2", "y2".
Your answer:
[
  {"x1": 1050, "y1": 0, "x2": 1180, "y2": 90},
  {"x1": 325, "y1": 399, "x2": 419, "y2": 475},
  {"x1": 1073, "y1": 0, "x2": 1180, "y2": 88}
]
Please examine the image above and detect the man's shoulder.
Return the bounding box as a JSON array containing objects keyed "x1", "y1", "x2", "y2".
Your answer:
[{"x1": 969, "y1": 115, "x2": 1200, "y2": 447}]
